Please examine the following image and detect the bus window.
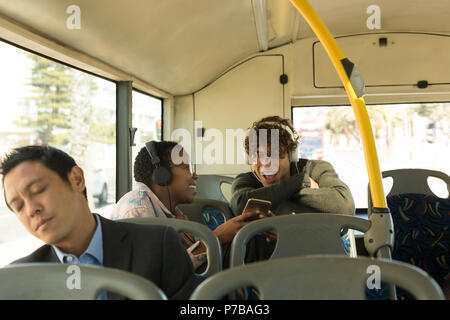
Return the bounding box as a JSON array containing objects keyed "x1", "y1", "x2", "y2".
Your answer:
[
  {"x1": 293, "y1": 103, "x2": 450, "y2": 209},
  {"x1": 0, "y1": 40, "x2": 116, "y2": 266},
  {"x1": 131, "y1": 90, "x2": 163, "y2": 190}
]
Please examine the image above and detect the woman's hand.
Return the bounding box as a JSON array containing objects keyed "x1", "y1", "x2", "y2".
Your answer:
[
  {"x1": 213, "y1": 215, "x2": 248, "y2": 244},
  {"x1": 187, "y1": 244, "x2": 207, "y2": 269},
  {"x1": 214, "y1": 208, "x2": 276, "y2": 245}
]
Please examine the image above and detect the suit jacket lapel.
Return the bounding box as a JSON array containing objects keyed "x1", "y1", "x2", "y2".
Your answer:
[
  {"x1": 21, "y1": 244, "x2": 60, "y2": 263},
  {"x1": 47, "y1": 246, "x2": 60, "y2": 263},
  {"x1": 98, "y1": 215, "x2": 132, "y2": 300},
  {"x1": 99, "y1": 214, "x2": 132, "y2": 271}
]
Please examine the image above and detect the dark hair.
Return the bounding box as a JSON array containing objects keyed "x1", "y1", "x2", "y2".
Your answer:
[
  {"x1": 134, "y1": 141, "x2": 179, "y2": 189},
  {"x1": 1, "y1": 145, "x2": 88, "y2": 200}
]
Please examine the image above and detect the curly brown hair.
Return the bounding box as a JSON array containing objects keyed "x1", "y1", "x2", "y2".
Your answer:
[{"x1": 244, "y1": 116, "x2": 300, "y2": 159}]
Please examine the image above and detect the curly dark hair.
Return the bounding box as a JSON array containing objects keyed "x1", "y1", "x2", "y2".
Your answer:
[
  {"x1": 134, "y1": 141, "x2": 179, "y2": 188},
  {"x1": 244, "y1": 115, "x2": 299, "y2": 158}
]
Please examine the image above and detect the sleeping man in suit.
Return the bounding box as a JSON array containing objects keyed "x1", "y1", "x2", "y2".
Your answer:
[{"x1": 1, "y1": 145, "x2": 201, "y2": 300}]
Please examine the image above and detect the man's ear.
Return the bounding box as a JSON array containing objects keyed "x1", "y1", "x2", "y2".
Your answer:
[{"x1": 68, "y1": 166, "x2": 86, "y2": 193}]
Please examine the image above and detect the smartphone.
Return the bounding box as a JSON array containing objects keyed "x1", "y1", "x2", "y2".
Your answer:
[
  {"x1": 242, "y1": 198, "x2": 272, "y2": 216},
  {"x1": 188, "y1": 240, "x2": 201, "y2": 252}
]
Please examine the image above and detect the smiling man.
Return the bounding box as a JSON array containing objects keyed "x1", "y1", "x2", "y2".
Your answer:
[
  {"x1": 230, "y1": 116, "x2": 355, "y2": 216},
  {"x1": 1, "y1": 145, "x2": 201, "y2": 300}
]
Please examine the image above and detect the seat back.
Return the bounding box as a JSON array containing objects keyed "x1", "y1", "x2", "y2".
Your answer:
[
  {"x1": 368, "y1": 168, "x2": 450, "y2": 214},
  {"x1": 0, "y1": 263, "x2": 167, "y2": 300},
  {"x1": 190, "y1": 255, "x2": 445, "y2": 300},
  {"x1": 230, "y1": 213, "x2": 371, "y2": 267},
  {"x1": 195, "y1": 175, "x2": 234, "y2": 203},
  {"x1": 368, "y1": 169, "x2": 450, "y2": 299},
  {"x1": 120, "y1": 217, "x2": 222, "y2": 276},
  {"x1": 383, "y1": 169, "x2": 450, "y2": 198},
  {"x1": 177, "y1": 198, "x2": 235, "y2": 228}
]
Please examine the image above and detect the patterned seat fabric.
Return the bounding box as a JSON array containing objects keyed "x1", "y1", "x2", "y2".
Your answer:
[
  {"x1": 387, "y1": 193, "x2": 449, "y2": 299},
  {"x1": 201, "y1": 207, "x2": 226, "y2": 231}
]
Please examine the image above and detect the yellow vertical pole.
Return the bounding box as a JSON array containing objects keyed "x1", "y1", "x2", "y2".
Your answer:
[{"x1": 289, "y1": 0, "x2": 387, "y2": 208}]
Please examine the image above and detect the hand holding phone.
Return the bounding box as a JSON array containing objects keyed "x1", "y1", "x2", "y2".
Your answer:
[
  {"x1": 242, "y1": 198, "x2": 272, "y2": 221},
  {"x1": 186, "y1": 241, "x2": 207, "y2": 269}
]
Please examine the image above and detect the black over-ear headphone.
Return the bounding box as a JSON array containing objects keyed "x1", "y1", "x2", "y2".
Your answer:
[{"x1": 145, "y1": 141, "x2": 172, "y2": 186}]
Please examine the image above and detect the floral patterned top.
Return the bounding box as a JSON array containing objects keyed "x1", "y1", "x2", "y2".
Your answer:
[{"x1": 111, "y1": 183, "x2": 195, "y2": 248}]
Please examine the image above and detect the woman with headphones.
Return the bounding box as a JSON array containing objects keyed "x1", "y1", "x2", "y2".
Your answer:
[
  {"x1": 230, "y1": 115, "x2": 355, "y2": 217},
  {"x1": 111, "y1": 140, "x2": 275, "y2": 271}
]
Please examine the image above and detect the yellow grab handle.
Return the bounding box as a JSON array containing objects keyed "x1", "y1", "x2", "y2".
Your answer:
[{"x1": 289, "y1": 0, "x2": 387, "y2": 208}]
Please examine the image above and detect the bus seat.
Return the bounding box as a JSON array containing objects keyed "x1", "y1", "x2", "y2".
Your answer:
[
  {"x1": 195, "y1": 175, "x2": 234, "y2": 203},
  {"x1": 229, "y1": 213, "x2": 370, "y2": 267},
  {"x1": 190, "y1": 255, "x2": 445, "y2": 300},
  {"x1": 368, "y1": 169, "x2": 450, "y2": 299},
  {"x1": 382, "y1": 169, "x2": 450, "y2": 198},
  {"x1": 0, "y1": 263, "x2": 167, "y2": 300},
  {"x1": 120, "y1": 217, "x2": 222, "y2": 277},
  {"x1": 177, "y1": 198, "x2": 235, "y2": 230}
]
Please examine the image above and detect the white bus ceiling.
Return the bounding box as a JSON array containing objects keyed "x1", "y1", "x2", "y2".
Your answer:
[
  {"x1": 1, "y1": 0, "x2": 450, "y2": 176},
  {"x1": 1, "y1": 0, "x2": 450, "y2": 97}
]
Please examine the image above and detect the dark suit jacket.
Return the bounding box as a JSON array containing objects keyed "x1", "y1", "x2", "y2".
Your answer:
[{"x1": 11, "y1": 214, "x2": 201, "y2": 300}]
